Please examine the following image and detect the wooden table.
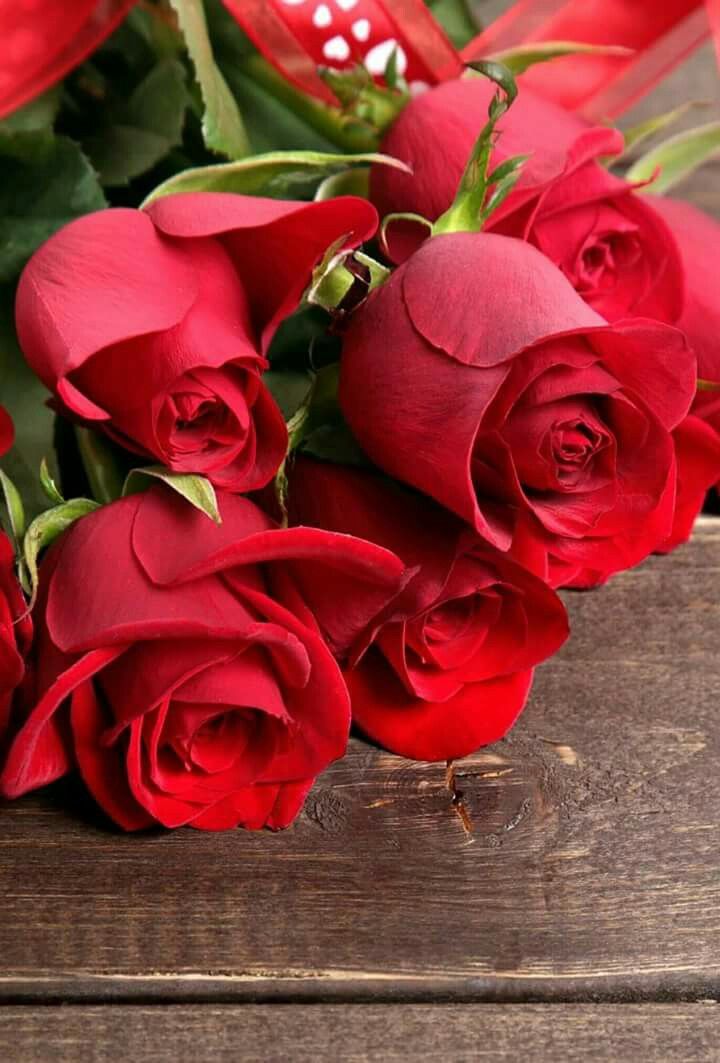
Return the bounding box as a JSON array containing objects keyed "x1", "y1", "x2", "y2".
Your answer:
[{"x1": 2, "y1": 33, "x2": 720, "y2": 1063}]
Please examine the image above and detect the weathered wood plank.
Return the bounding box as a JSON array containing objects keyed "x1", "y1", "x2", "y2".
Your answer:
[
  {"x1": 0, "y1": 1004, "x2": 718, "y2": 1062},
  {"x1": 0, "y1": 527, "x2": 718, "y2": 1003}
]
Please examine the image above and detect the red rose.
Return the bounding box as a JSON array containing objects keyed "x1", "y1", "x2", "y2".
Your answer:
[
  {"x1": 339, "y1": 232, "x2": 695, "y2": 588},
  {"x1": 0, "y1": 532, "x2": 31, "y2": 743},
  {"x1": 370, "y1": 78, "x2": 683, "y2": 323},
  {"x1": 288, "y1": 459, "x2": 568, "y2": 761},
  {"x1": 0, "y1": 486, "x2": 404, "y2": 831},
  {"x1": 0, "y1": 1, "x2": 134, "y2": 120},
  {"x1": 642, "y1": 197, "x2": 720, "y2": 545},
  {"x1": 649, "y1": 197, "x2": 720, "y2": 439},
  {"x1": 16, "y1": 193, "x2": 377, "y2": 492}
]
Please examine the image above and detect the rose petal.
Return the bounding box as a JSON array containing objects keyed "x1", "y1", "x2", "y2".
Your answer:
[
  {"x1": 349, "y1": 650, "x2": 534, "y2": 762},
  {"x1": 145, "y1": 193, "x2": 379, "y2": 350},
  {"x1": 16, "y1": 209, "x2": 198, "y2": 397}
]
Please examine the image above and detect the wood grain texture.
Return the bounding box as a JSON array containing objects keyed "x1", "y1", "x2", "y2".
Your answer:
[
  {"x1": 0, "y1": 525, "x2": 719, "y2": 1004},
  {"x1": 0, "y1": 1004, "x2": 718, "y2": 1062}
]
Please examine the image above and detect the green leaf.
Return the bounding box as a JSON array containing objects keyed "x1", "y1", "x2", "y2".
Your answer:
[
  {"x1": 84, "y1": 59, "x2": 189, "y2": 186},
  {"x1": 301, "y1": 421, "x2": 370, "y2": 468},
  {"x1": 0, "y1": 468, "x2": 26, "y2": 545},
  {"x1": 123, "y1": 466, "x2": 221, "y2": 524},
  {"x1": 625, "y1": 121, "x2": 720, "y2": 194},
  {"x1": 227, "y1": 56, "x2": 378, "y2": 153},
  {"x1": 0, "y1": 87, "x2": 61, "y2": 133},
  {"x1": 169, "y1": 0, "x2": 250, "y2": 158},
  {"x1": 0, "y1": 132, "x2": 106, "y2": 284},
  {"x1": 465, "y1": 60, "x2": 518, "y2": 110},
  {"x1": 142, "y1": 149, "x2": 409, "y2": 204},
  {"x1": 428, "y1": 0, "x2": 481, "y2": 49},
  {"x1": 618, "y1": 102, "x2": 708, "y2": 158},
  {"x1": 0, "y1": 292, "x2": 58, "y2": 520},
  {"x1": 315, "y1": 167, "x2": 370, "y2": 201},
  {"x1": 487, "y1": 40, "x2": 632, "y2": 77},
  {"x1": 39, "y1": 459, "x2": 64, "y2": 505},
  {"x1": 264, "y1": 369, "x2": 314, "y2": 421},
  {"x1": 383, "y1": 46, "x2": 403, "y2": 91},
  {"x1": 223, "y1": 67, "x2": 339, "y2": 154},
  {"x1": 23, "y1": 498, "x2": 100, "y2": 602}
]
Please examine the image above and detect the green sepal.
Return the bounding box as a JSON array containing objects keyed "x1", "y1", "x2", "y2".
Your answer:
[
  {"x1": 319, "y1": 63, "x2": 408, "y2": 134},
  {"x1": 39, "y1": 458, "x2": 64, "y2": 505},
  {"x1": 697, "y1": 379, "x2": 720, "y2": 392},
  {"x1": 308, "y1": 248, "x2": 390, "y2": 314},
  {"x1": 617, "y1": 102, "x2": 708, "y2": 160},
  {"x1": 122, "y1": 466, "x2": 221, "y2": 525},
  {"x1": 625, "y1": 121, "x2": 720, "y2": 194},
  {"x1": 74, "y1": 427, "x2": 126, "y2": 506},
  {"x1": 0, "y1": 468, "x2": 26, "y2": 547},
  {"x1": 379, "y1": 212, "x2": 433, "y2": 258},
  {"x1": 142, "y1": 148, "x2": 408, "y2": 204},
  {"x1": 22, "y1": 498, "x2": 100, "y2": 602},
  {"x1": 434, "y1": 62, "x2": 526, "y2": 236},
  {"x1": 427, "y1": 0, "x2": 481, "y2": 49}
]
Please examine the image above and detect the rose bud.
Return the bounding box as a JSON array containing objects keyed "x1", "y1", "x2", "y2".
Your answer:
[
  {"x1": 16, "y1": 193, "x2": 378, "y2": 492},
  {"x1": 0, "y1": 533, "x2": 32, "y2": 744},
  {"x1": 370, "y1": 77, "x2": 683, "y2": 323},
  {"x1": 288, "y1": 459, "x2": 568, "y2": 761},
  {"x1": 0, "y1": 486, "x2": 404, "y2": 831},
  {"x1": 339, "y1": 231, "x2": 695, "y2": 588}
]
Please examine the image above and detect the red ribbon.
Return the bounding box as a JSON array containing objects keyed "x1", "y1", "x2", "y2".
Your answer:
[
  {"x1": 221, "y1": 0, "x2": 462, "y2": 103},
  {"x1": 0, "y1": 0, "x2": 136, "y2": 120},
  {"x1": 462, "y1": 0, "x2": 716, "y2": 120}
]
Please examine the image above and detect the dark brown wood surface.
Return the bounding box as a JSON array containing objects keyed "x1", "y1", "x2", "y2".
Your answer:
[
  {"x1": 1, "y1": 521, "x2": 719, "y2": 1011},
  {"x1": 0, "y1": 1004, "x2": 718, "y2": 1062}
]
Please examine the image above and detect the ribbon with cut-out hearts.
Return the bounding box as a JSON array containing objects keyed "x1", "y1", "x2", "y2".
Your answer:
[
  {"x1": 221, "y1": 0, "x2": 463, "y2": 104},
  {"x1": 0, "y1": 0, "x2": 136, "y2": 120},
  {"x1": 462, "y1": 0, "x2": 720, "y2": 120}
]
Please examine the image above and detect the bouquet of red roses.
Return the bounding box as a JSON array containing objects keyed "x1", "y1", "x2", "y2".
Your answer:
[{"x1": 0, "y1": 0, "x2": 719, "y2": 832}]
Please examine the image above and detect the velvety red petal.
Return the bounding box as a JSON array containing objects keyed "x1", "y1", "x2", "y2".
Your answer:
[
  {"x1": 661, "y1": 416, "x2": 720, "y2": 553},
  {"x1": 349, "y1": 650, "x2": 534, "y2": 762},
  {"x1": 288, "y1": 458, "x2": 459, "y2": 621},
  {"x1": 16, "y1": 210, "x2": 198, "y2": 401},
  {"x1": 401, "y1": 233, "x2": 604, "y2": 367},
  {"x1": 46, "y1": 494, "x2": 259, "y2": 652},
  {"x1": 70, "y1": 681, "x2": 154, "y2": 832},
  {"x1": 131, "y1": 488, "x2": 405, "y2": 651},
  {"x1": 145, "y1": 194, "x2": 379, "y2": 350},
  {"x1": 649, "y1": 196, "x2": 720, "y2": 422},
  {"x1": 0, "y1": 645, "x2": 127, "y2": 798},
  {"x1": 188, "y1": 777, "x2": 314, "y2": 831},
  {"x1": 589, "y1": 320, "x2": 695, "y2": 431}
]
